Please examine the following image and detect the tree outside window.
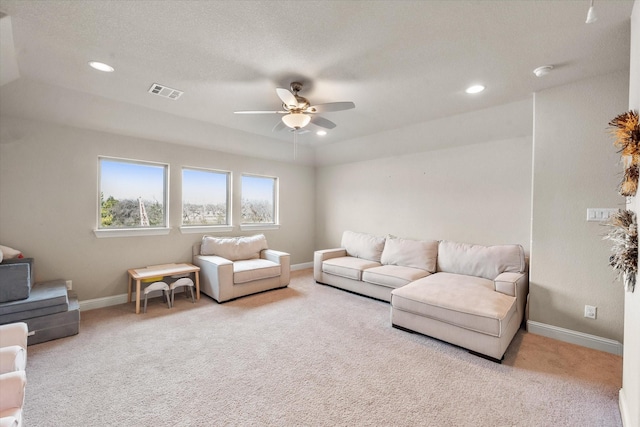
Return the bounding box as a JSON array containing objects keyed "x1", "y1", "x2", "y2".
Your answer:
[
  {"x1": 182, "y1": 168, "x2": 230, "y2": 226},
  {"x1": 98, "y1": 157, "x2": 168, "y2": 229},
  {"x1": 241, "y1": 174, "x2": 277, "y2": 224}
]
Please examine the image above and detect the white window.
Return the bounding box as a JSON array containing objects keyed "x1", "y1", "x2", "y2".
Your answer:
[
  {"x1": 97, "y1": 157, "x2": 168, "y2": 233},
  {"x1": 241, "y1": 174, "x2": 278, "y2": 226},
  {"x1": 182, "y1": 167, "x2": 230, "y2": 227}
]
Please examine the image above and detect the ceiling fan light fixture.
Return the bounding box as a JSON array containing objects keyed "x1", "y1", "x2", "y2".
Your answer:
[
  {"x1": 316, "y1": 130, "x2": 327, "y2": 136},
  {"x1": 282, "y1": 113, "x2": 311, "y2": 129}
]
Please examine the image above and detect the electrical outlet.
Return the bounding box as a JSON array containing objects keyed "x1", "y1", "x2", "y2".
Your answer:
[
  {"x1": 65, "y1": 280, "x2": 72, "y2": 290},
  {"x1": 584, "y1": 305, "x2": 597, "y2": 319}
]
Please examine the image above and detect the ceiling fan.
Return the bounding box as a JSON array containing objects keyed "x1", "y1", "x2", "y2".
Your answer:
[{"x1": 234, "y1": 82, "x2": 355, "y2": 133}]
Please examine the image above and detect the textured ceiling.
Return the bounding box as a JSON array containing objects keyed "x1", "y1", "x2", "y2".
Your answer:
[{"x1": 0, "y1": 0, "x2": 634, "y2": 161}]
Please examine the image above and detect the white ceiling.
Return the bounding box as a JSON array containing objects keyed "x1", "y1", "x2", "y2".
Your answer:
[{"x1": 0, "y1": 0, "x2": 634, "y2": 162}]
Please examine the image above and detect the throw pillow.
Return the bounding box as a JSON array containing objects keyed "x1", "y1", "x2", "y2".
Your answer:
[
  {"x1": 0, "y1": 244, "x2": 23, "y2": 260},
  {"x1": 341, "y1": 231, "x2": 385, "y2": 262},
  {"x1": 200, "y1": 234, "x2": 268, "y2": 261},
  {"x1": 381, "y1": 236, "x2": 439, "y2": 272}
]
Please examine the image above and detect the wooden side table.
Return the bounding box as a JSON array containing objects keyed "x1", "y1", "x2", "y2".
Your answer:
[{"x1": 127, "y1": 263, "x2": 200, "y2": 314}]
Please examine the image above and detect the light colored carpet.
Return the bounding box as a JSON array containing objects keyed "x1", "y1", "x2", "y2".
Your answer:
[{"x1": 24, "y1": 269, "x2": 622, "y2": 426}]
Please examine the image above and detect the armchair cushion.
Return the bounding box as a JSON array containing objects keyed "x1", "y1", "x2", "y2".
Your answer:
[
  {"x1": 200, "y1": 234, "x2": 268, "y2": 261},
  {"x1": 233, "y1": 259, "x2": 281, "y2": 284}
]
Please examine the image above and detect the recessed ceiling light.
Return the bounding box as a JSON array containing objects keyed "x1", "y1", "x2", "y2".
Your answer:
[
  {"x1": 465, "y1": 84, "x2": 485, "y2": 94},
  {"x1": 88, "y1": 61, "x2": 114, "y2": 72},
  {"x1": 316, "y1": 130, "x2": 327, "y2": 136}
]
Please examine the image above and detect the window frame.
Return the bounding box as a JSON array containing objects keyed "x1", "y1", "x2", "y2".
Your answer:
[
  {"x1": 94, "y1": 156, "x2": 170, "y2": 238},
  {"x1": 240, "y1": 173, "x2": 279, "y2": 231},
  {"x1": 179, "y1": 166, "x2": 233, "y2": 234}
]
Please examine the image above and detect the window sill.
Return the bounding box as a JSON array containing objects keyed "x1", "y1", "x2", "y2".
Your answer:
[
  {"x1": 179, "y1": 225, "x2": 234, "y2": 234},
  {"x1": 239, "y1": 224, "x2": 280, "y2": 231},
  {"x1": 93, "y1": 228, "x2": 171, "y2": 238}
]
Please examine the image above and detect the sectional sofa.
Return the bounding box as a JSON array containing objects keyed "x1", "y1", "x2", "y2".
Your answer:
[{"x1": 314, "y1": 231, "x2": 528, "y2": 361}]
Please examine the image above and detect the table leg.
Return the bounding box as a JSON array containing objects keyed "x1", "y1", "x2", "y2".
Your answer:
[
  {"x1": 195, "y1": 271, "x2": 200, "y2": 300},
  {"x1": 135, "y1": 279, "x2": 141, "y2": 314},
  {"x1": 127, "y1": 275, "x2": 132, "y2": 303}
]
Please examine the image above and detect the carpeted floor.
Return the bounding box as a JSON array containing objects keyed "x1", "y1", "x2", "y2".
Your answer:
[{"x1": 23, "y1": 269, "x2": 623, "y2": 426}]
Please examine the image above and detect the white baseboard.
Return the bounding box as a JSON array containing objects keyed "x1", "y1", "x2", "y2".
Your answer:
[
  {"x1": 619, "y1": 388, "x2": 631, "y2": 427},
  {"x1": 292, "y1": 262, "x2": 313, "y2": 271},
  {"x1": 79, "y1": 294, "x2": 129, "y2": 311},
  {"x1": 527, "y1": 320, "x2": 623, "y2": 356},
  {"x1": 80, "y1": 262, "x2": 314, "y2": 311}
]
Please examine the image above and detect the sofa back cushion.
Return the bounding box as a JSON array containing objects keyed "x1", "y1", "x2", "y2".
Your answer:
[
  {"x1": 381, "y1": 236, "x2": 438, "y2": 272},
  {"x1": 341, "y1": 231, "x2": 385, "y2": 263},
  {"x1": 437, "y1": 240, "x2": 525, "y2": 280},
  {"x1": 200, "y1": 234, "x2": 268, "y2": 261}
]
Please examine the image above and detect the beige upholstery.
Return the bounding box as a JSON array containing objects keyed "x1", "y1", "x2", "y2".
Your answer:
[
  {"x1": 314, "y1": 232, "x2": 529, "y2": 360},
  {"x1": 0, "y1": 371, "x2": 26, "y2": 427},
  {"x1": 193, "y1": 235, "x2": 290, "y2": 303},
  {"x1": 0, "y1": 323, "x2": 28, "y2": 427}
]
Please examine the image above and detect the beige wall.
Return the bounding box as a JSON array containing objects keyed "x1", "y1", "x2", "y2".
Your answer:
[
  {"x1": 0, "y1": 117, "x2": 315, "y2": 301},
  {"x1": 315, "y1": 109, "x2": 533, "y2": 253},
  {"x1": 530, "y1": 70, "x2": 628, "y2": 344},
  {"x1": 620, "y1": 1, "x2": 639, "y2": 425}
]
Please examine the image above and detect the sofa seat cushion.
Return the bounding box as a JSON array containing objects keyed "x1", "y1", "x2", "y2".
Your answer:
[
  {"x1": 233, "y1": 259, "x2": 281, "y2": 284},
  {"x1": 362, "y1": 265, "x2": 430, "y2": 289},
  {"x1": 391, "y1": 272, "x2": 517, "y2": 337},
  {"x1": 322, "y1": 257, "x2": 382, "y2": 281}
]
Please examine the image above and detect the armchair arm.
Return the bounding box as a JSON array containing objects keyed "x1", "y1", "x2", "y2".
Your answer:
[
  {"x1": 314, "y1": 248, "x2": 347, "y2": 282},
  {"x1": 0, "y1": 370, "x2": 26, "y2": 414},
  {"x1": 0, "y1": 347, "x2": 26, "y2": 374},
  {"x1": 261, "y1": 250, "x2": 290, "y2": 286},
  {"x1": 0, "y1": 323, "x2": 28, "y2": 350},
  {"x1": 192, "y1": 255, "x2": 233, "y2": 302}
]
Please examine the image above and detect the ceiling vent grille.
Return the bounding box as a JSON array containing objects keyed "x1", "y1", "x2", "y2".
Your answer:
[{"x1": 148, "y1": 83, "x2": 183, "y2": 100}]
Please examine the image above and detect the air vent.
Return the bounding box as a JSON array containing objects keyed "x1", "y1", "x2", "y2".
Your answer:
[{"x1": 148, "y1": 83, "x2": 183, "y2": 100}]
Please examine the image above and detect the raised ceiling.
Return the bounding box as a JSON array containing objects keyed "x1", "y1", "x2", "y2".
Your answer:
[{"x1": 0, "y1": 0, "x2": 634, "y2": 160}]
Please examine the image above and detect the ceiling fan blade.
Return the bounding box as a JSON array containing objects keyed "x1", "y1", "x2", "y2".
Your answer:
[
  {"x1": 234, "y1": 110, "x2": 287, "y2": 114},
  {"x1": 306, "y1": 101, "x2": 355, "y2": 113},
  {"x1": 272, "y1": 120, "x2": 287, "y2": 132},
  {"x1": 311, "y1": 115, "x2": 337, "y2": 129},
  {"x1": 276, "y1": 88, "x2": 298, "y2": 108}
]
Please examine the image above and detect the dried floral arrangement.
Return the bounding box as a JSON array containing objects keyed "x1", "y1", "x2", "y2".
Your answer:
[
  {"x1": 604, "y1": 209, "x2": 637, "y2": 292},
  {"x1": 609, "y1": 110, "x2": 640, "y2": 196}
]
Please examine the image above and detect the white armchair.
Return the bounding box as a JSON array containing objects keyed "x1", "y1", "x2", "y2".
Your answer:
[
  {"x1": 0, "y1": 322, "x2": 28, "y2": 427},
  {"x1": 192, "y1": 234, "x2": 290, "y2": 303},
  {"x1": 0, "y1": 370, "x2": 26, "y2": 426}
]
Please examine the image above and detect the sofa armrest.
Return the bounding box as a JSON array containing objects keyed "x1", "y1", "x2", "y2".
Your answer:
[
  {"x1": 494, "y1": 272, "x2": 526, "y2": 297},
  {"x1": 495, "y1": 272, "x2": 529, "y2": 321},
  {"x1": 261, "y1": 249, "x2": 291, "y2": 286},
  {"x1": 0, "y1": 370, "x2": 26, "y2": 413},
  {"x1": 192, "y1": 255, "x2": 233, "y2": 302},
  {"x1": 314, "y1": 248, "x2": 347, "y2": 282},
  {"x1": 0, "y1": 323, "x2": 28, "y2": 350}
]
